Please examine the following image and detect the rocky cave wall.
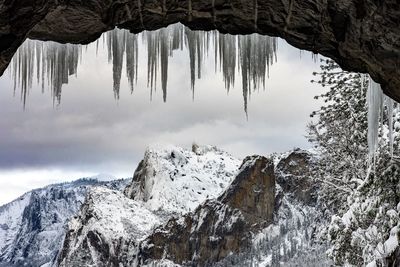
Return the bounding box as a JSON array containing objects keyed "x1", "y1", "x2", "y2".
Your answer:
[{"x1": 0, "y1": 0, "x2": 399, "y2": 100}]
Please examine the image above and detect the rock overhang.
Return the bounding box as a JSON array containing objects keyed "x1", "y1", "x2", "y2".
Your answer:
[{"x1": 0, "y1": 0, "x2": 399, "y2": 100}]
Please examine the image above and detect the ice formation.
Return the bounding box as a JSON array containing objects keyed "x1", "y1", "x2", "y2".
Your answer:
[
  {"x1": 239, "y1": 33, "x2": 276, "y2": 114},
  {"x1": 107, "y1": 30, "x2": 126, "y2": 99},
  {"x1": 8, "y1": 24, "x2": 277, "y2": 112},
  {"x1": 367, "y1": 76, "x2": 396, "y2": 161},
  {"x1": 10, "y1": 40, "x2": 81, "y2": 107},
  {"x1": 386, "y1": 97, "x2": 394, "y2": 158},
  {"x1": 367, "y1": 78, "x2": 384, "y2": 160},
  {"x1": 125, "y1": 32, "x2": 139, "y2": 93},
  {"x1": 218, "y1": 33, "x2": 236, "y2": 91}
]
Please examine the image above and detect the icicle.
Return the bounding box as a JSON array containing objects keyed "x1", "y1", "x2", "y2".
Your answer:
[
  {"x1": 218, "y1": 33, "x2": 236, "y2": 91},
  {"x1": 185, "y1": 27, "x2": 197, "y2": 93},
  {"x1": 125, "y1": 31, "x2": 138, "y2": 93},
  {"x1": 386, "y1": 96, "x2": 394, "y2": 158},
  {"x1": 239, "y1": 35, "x2": 250, "y2": 115},
  {"x1": 12, "y1": 39, "x2": 83, "y2": 105},
  {"x1": 367, "y1": 77, "x2": 384, "y2": 161},
  {"x1": 107, "y1": 29, "x2": 126, "y2": 99},
  {"x1": 237, "y1": 33, "x2": 276, "y2": 115},
  {"x1": 35, "y1": 42, "x2": 42, "y2": 85},
  {"x1": 160, "y1": 29, "x2": 169, "y2": 102},
  {"x1": 96, "y1": 39, "x2": 99, "y2": 56},
  {"x1": 146, "y1": 28, "x2": 159, "y2": 97},
  {"x1": 253, "y1": 0, "x2": 258, "y2": 31}
]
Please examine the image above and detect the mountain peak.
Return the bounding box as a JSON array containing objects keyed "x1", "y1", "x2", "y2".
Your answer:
[{"x1": 124, "y1": 144, "x2": 241, "y2": 214}]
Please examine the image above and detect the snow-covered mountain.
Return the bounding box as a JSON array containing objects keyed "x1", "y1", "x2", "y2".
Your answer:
[
  {"x1": 124, "y1": 144, "x2": 241, "y2": 215},
  {"x1": 57, "y1": 146, "x2": 331, "y2": 266},
  {"x1": 58, "y1": 145, "x2": 241, "y2": 266},
  {"x1": 0, "y1": 178, "x2": 129, "y2": 267},
  {"x1": 0, "y1": 145, "x2": 330, "y2": 267}
]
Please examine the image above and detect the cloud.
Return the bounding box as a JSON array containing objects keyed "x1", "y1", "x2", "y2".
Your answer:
[{"x1": 0, "y1": 36, "x2": 325, "y2": 204}]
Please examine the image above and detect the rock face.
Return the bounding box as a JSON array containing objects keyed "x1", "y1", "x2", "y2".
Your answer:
[
  {"x1": 220, "y1": 156, "x2": 275, "y2": 228},
  {"x1": 138, "y1": 156, "x2": 275, "y2": 265},
  {"x1": 251, "y1": 150, "x2": 330, "y2": 267},
  {"x1": 137, "y1": 151, "x2": 327, "y2": 267},
  {"x1": 140, "y1": 201, "x2": 250, "y2": 266},
  {"x1": 275, "y1": 149, "x2": 318, "y2": 205},
  {"x1": 0, "y1": 0, "x2": 399, "y2": 100}
]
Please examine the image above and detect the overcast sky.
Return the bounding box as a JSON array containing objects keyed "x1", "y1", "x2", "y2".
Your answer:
[{"x1": 0, "y1": 32, "x2": 324, "y2": 205}]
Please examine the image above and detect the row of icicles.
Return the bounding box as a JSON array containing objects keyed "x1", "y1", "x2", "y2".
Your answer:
[
  {"x1": 8, "y1": 23, "x2": 277, "y2": 114},
  {"x1": 6, "y1": 24, "x2": 397, "y2": 162}
]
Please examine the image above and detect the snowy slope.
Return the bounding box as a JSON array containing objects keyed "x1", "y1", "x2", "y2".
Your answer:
[
  {"x1": 0, "y1": 178, "x2": 129, "y2": 267},
  {"x1": 250, "y1": 186, "x2": 331, "y2": 267},
  {"x1": 249, "y1": 150, "x2": 331, "y2": 267},
  {"x1": 58, "y1": 187, "x2": 163, "y2": 267},
  {"x1": 125, "y1": 144, "x2": 241, "y2": 214}
]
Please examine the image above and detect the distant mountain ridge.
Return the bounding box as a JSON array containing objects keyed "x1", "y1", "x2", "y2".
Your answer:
[{"x1": 0, "y1": 177, "x2": 130, "y2": 267}]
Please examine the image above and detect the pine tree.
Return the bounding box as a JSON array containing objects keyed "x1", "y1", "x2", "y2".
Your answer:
[
  {"x1": 307, "y1": 58, "x2": 369, "y2": 213},
  {"x1": 309, "y1": 59, "x2": 400, "y2": 266}
]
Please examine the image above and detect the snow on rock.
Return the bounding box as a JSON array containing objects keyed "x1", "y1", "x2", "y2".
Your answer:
[
  {"x1": 0, "y1": 183, "x2": 89, "y2": 267},
  {"x1": 89, "y1": 173, "x2": 118, "y2": 182},
  {"x1": 124, "y1": 144, "x2": 241, "y2": 215},
  {"x1": 0, "y1": 192, "x2": 32, "y2": 257},
  {"x1": 0, "y1": 178, "x2": 129, "y2": 267},
  {"x1": 58, "y1": 187, "x2": 162, "y2": 267},
  {"x1": 247, "y1": 150, "x2": 331, "y2": 267},
  {"x1": 251, "y1": 188, "x2": 331, "y2": 267}
]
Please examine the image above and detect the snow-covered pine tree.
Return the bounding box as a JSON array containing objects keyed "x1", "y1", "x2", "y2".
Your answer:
[
  {"x1": 308, "y1": 59, "x2": 400, "y2": 266},
  {"x1": 307, "y1": 59, "x2": 369, "y2": 213}
]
